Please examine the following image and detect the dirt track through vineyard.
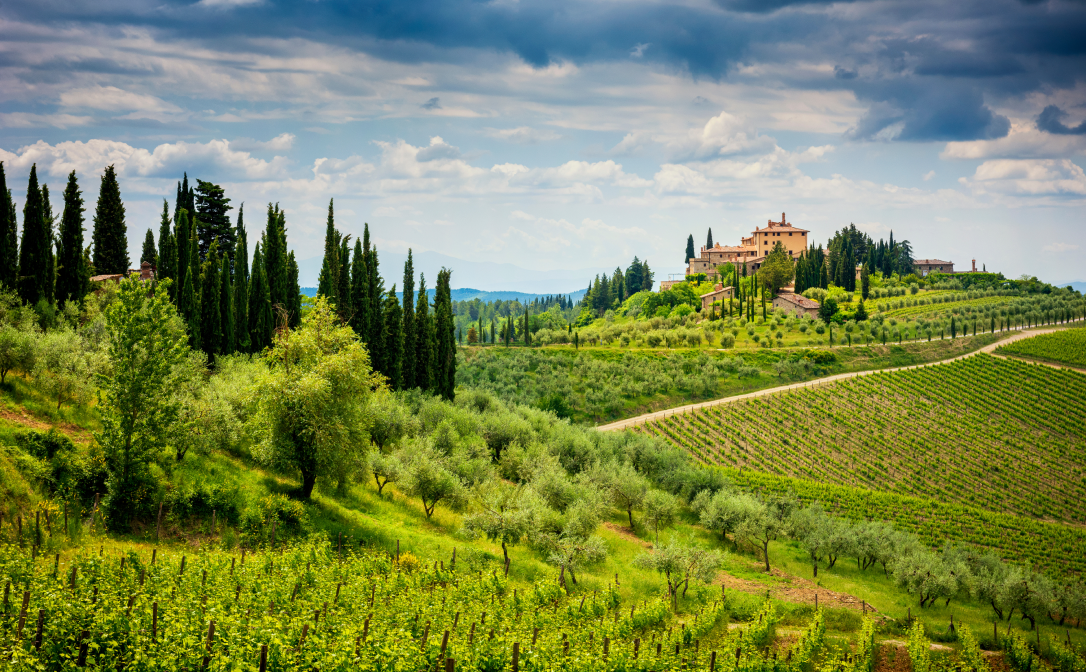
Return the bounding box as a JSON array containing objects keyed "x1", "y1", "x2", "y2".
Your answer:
[{"x1": 597, "y1": 324, "x2": 1080, "y2": 432}]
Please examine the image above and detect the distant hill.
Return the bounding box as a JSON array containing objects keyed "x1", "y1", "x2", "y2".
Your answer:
[
  {"x1": 301, "y1": 287, "x2": 588, "y2": 303},
  {"x1": 1058, "y1": 281, "x2": 1086, "y2": 294}
]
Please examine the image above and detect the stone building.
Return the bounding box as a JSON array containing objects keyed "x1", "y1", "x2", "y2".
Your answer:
[
  {"x1": 699, "y1": 283, "x2": 734, "y2": 312},
  {"x1": 914, "y1": 259, "x2": 954, "y2": 276},
  {"x1": 685, "y1": 213, "x2": 809, "y2": 279},
  {"x1": 772, "y1": 291, "x2": 820, "y2": 317}
]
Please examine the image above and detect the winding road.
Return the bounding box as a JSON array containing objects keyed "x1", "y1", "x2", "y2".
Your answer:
[{"x1": 596, "y1": 323, "x2": 1081, "y2": 432}]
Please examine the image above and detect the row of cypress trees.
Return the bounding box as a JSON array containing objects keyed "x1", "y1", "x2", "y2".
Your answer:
[
  {"x1": 149, "y1": 174, "x2": 302, "y2": 359},
  {"x1": 315, "y1": 199, "x2": 456, "y2": 400},
  {"x1": 0, "y1": 162, "x2": 128, "y2": 309}
]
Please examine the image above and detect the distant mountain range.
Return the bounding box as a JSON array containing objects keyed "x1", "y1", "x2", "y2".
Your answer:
[
  {"x1": 295, "y1": 248, "x2": 616, "y2": 296},
  {"x1": 301, "y1": 286, "x2": 588, "y2": 303},
  {"x1": 1057, "y1": 281, "x2": 1086, "y2": 293}
]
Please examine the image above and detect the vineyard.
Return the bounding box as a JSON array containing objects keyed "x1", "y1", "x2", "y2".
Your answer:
[
  {"x1": 996, "y1": 327, "x2": 1086, "y2": 368},
  {"x1": 0, "y1": 539, "x2": 883, "y2": 672},
  {"x1": 636, "y1": 354, "x2": 1086, "y2": 573}
]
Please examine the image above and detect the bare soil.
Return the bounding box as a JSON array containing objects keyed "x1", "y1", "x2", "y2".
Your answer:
[
  {"x1": 602, "y1": 522, "x2": 653, "y2": 548},
  {"x1": 0, "y1": 405, "x2": 90, "y2": 442},
  {"x1": 714, "y1": 563, "x2": 878, "y2": 612}
]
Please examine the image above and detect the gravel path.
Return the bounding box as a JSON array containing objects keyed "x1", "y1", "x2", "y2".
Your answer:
[{"x1": 596, "y1": 323, "x2": 1080, "y2": 432}]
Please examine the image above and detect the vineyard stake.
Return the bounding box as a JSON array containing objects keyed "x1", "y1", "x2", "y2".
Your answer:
[
  {"x1": 201, "y1": 620, "x2": 216, "y2": 670},
  {"x1": 152, "y1": 548, "x2": 157, "y2": 565},
  {"x1": 156, "y1": 502, "x2": 163, "y2": 541},
  {"x1": 354, "y1": 635, "x2": 362, "y2": 656},
  {"x1": 53, "y1": 553, "x2": 59, "y2": 577},
  {"x1": 76, "y1": 629, "x2": 89, "y2": 667},
  {"x1": 180, "y1": 556, "x2": 186, "y2": 577},
  {"x1": 512, "y1": 642, "x2": 520, "y2": 672},
  {"x1": 64, "y1": 503, "x2": 69, "y2": 539},
  {"x1": 335, "y1": 583, "x2": 342, "y2": 604},
  {"x1": 711, "y1": 651, "x2": 717, "y2": 672},
  {"x1": 446, "y1": 658, "x2": 455, "y2": 672},
  {"x1": 440, "y1": 630, "x2": 450, "y2": 663},
  {"x1": 34, "y1": 609, "x2": 43, "y2": 649},
  {"x1": 362, "y1": 616, "x2": 370, "y2": 643},
  {"x1": 634, "y1": 638, "x2": 640, "y2": 659},
  {"x1": 532, "y1": 627, "x2": 539, "y2": 645},
  {"x1": 231, "y1": 558, "x2": 235, "y2": 574},
  {"x1": 297, "y1": 624, "x2": 309, "y2": 652},
  {"x1": 421, "y1": 622, "x2": 430, "y2": 649},
  {"x1": 453, "y1": 612, "x2": 460, "y2": 629},
  {"x1": 140, "y1": 568, "x2": 145, "y2": 586},
  {"x1": 259, "y1": 644, "x2": 268, "y2": 672},
  {"x1": 16, "y1": 590, "x2": 30, "y2": 639},
  {"x1": 469, "y1": 622, "x2": 475, "y2": 645},
  {"x1": 152, "y1": 602, "x2": 158, "y2": 642}
]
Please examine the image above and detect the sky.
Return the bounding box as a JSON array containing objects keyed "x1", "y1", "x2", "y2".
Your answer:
[{"x1": 1, "y1": 0, "x2": 1084, "y2": 290}]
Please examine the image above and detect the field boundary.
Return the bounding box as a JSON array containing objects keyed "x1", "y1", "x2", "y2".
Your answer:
[{"x1": 596, "y1": 321, "x2": 1082, "y2": 431}]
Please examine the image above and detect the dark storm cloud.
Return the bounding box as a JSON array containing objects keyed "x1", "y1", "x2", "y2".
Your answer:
[
  {"x1": 1037, "y1": 106, "x2": 1086, "y2": 135},
  {"x1": 2, "y1": 0, "x2": 1084, "y2": 143}
]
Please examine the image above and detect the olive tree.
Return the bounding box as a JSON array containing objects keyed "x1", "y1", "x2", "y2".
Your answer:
[
  {"x1": 252, "y1": 296, "x2": 382, "y2": 499},
  {"x1": 462, "y1": 480, "x2": 538, "y2": 566},
  {"x1": 634, "y1": 537, "x2": 725, "y2": 608},
  {"x1": 400, "y1": 444, "x2": 468, "y2": 518},
  {"x1": 643, "y1": 489, "x2": 678, "y2": 544},
  {"x1": 33, "y1": 329, "x2": 101, "y2": 410},
  {"x1": 0, "y1": 323, "x2": 36, "y2": 386},
  {"x1": 735, "y1": 494, "x2": 796, "y2": 572},
  {"x1": 609, "y1": 462, "x2": 649, "y2": 528}
]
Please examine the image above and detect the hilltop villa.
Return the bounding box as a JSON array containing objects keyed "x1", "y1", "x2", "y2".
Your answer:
[{"x1": 685, "y1": 213, "x2": 808, "y2": 280}]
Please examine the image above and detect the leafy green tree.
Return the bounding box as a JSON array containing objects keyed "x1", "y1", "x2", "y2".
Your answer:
[
  {"x1": 818, "y1": 297, "x2": 838, "y2": 323},
  {"x1": 792, "y1": 503, "x2": 832, "y2": 577},
  {"x1": 0, "y1": 163, "x2": 15, "y2": 290},
  {"x1": 694, "y1": 489, "x2": 749, "y2": 548},
  {"x1": 34, "y1": 329, "x2": 101, "y2": 411},
  {"x1": 735, "y1": 494, "x2": 795, "y2": 572},
  {"x1": 97, "y1": 277, "x2": 189, "y2": 530},
  {"x1": 462, "y1": 481, "x2": 537, "y2": 566},
  {"x1": 91, "y1": 165, "x2": 129, "y2": 276},
  {"x1": 634, "y1": 537, "x2": 725, "y2": 607},
  {"x1": 56, "y1": 171, "x2": 88, "y2": 306},
  {"x1": 369, "y1": 450, "x2": 404, "y2": 496},
  {"x1": 433, "y1": 268, "x2": 456, "y2": 400},
  {"x1": 401, "y1": 250, "x2": 416, "y2": 389},
  {"x1": 643, "y1": 489, "x2": 678, "y2": 543},
  {"x1": 194, "y1": 179, "x2": 234, "y2": 259},
  {"x1": 0, "y1": 322, "x2": 36, "y2": 385},
  {"x1": 760, "y1": 242, "x2": 795, "y2": 294},
  {"x1": 609, "y1": 462, "x2": 649, "y2": 528},
  {"x1": 252, "y1": 296, "x2": 382, "y2": 498},
  {"x1": 18, "y1": 164, "x2": 51, "y2": 305},
  {"x1": 894, "y1": 550, "x2": 963, "y2": 608},
  {"x1": 547, "y1": 535, "x2": 607, "y2": 588},
  {"x1": 401, "y1": 444, "x2": 467, "y2": 518}
]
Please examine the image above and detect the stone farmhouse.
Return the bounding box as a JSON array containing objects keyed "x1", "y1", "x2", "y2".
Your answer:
[
  {"x1": 685, "y1": 213, "x2": 809, "y2": 280},
  {"x1": 772, "y1": 292, "x2": 820, "y2": 317},
  {"x1": 914, "y1": 259, "x2": 955, "y2": 276}
]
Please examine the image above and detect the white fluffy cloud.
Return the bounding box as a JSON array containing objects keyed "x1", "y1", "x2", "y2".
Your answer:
[
  {"x1": 942, "y1": 123, "x2": 1086, "y2": 160},
  {"x1": 962, "y1": 159, "x2": 1086, "y2": 196}
]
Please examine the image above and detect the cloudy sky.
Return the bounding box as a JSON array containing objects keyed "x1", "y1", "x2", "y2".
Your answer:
[{"x1": 1, "y1": 0, "x2": 1084, "y2": 289}]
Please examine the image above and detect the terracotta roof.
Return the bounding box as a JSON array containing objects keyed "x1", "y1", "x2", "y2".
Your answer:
[
  {"x1": 700, "y1": 286, "x2": 734, "y2": 298},
  {"x1": 775, "y1": 292, "x2": 819, "y2": 308},
  {"x1": 90, "y1": 274, "x2": 123, "y2": 282},
  {"x1": 753, "y1": 226, "x2": 809, "y2": 234},
  {"x1": 914, "y1": 259, "x2": 953, "y2": 265}
]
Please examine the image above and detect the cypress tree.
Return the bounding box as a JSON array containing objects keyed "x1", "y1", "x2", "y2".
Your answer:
[
  {"x1": 287, "y1": 251, "x2": 301, "y2": 329},
  {"x1": 433, "y1": 267, "x2": 456, "y2": 400},
  {"x1": 181, "y1": 238, "x2": 200, "y2": 350},
  {"x1": 91, "y1": 165, "x2": 129, "y2": 276},
  {"x1": 685, "y1": 234, "x2": 695, "y2": 264},
  {"x1": 201, "y1": 242, "x2": 222, "y2": 356},
  {"x1": 316, "y1": 198, "x2": 339, "y2": 305},
  {"x1": 0, "y1": 163, "x2": 15, "y2": 290},
  {"x1": 157, "y1": 200, "x2": 176, "y2": 298},
  {"x1": 861, "y1": 263, "x2": 870, "y2": 299},
  {"x1": 18, "y1": 164, "x2": 48, "y2": 305},
  {"x1": 414, "y1": 274, "x2": 433, "y2": 391},
  {"x1": 220, "y1": 252, "x2": 234, "y2": 356},
  {"x1": 401, "y1": 250, "x2": 416, "y2": 389},
  {"x1": 141, "y1": 228, "x2": 157, "y2": 266},
  {"x1": 56, "y1": 170, "x2": 87, "y2": 306},
  {"x1": 248, "y1": 243, "x2": 273, "y2": 352},
  {"x1": 194, "y1": 180, "x2": 234, "y2": 259},
  {"x1": 706, "y1": 228, "x2": 713, "y2": 249},
  {"x1": 382, "y1": 285, "x2": 403, "y2": 390},
  {"x1": 264, "y1": 204, "x2": 288, "y2": 313},
  {"x1": 337, "y1": 235, "x2": 352, "y2": 320},
  {"x1": 350, "y1": 238, "x2": 368, "y2": 337},
  {"x1": 42, "y1": 184, "x2": 56, "y2": 305},
  {"x1": 233, "y1": 205, "x2": 250, "y2": 353},
  {"x1": 175, "y1": 210, "x2": 192, "y2": 317},
  {"x1": 367, "y1": 239, "x2": 385, "y2": 368}
]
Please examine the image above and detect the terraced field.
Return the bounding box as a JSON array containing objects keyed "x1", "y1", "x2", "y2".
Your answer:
[
  {"x1": 636, "y1": 354, "x2": 1086, "y2": 573},
  {"x1": 996, "y1": 326, "x2": 1086, "y2": 368}
]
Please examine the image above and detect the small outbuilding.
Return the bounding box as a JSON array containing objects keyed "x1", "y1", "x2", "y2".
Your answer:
[
  {"x1": 700, "y1": 283, "x2": 734, "y2": 312},
  {"x1": 773, "y1": 291, "x2": 820, "y2": 318}
]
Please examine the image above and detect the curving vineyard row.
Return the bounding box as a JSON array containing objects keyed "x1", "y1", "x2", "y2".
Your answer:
[
  {"x1": 637, "y1": 354, "x2": 1086, "y2": 525},
  {"x1": 997, "y1": 327, "x2": 1086, "y2": 368}
]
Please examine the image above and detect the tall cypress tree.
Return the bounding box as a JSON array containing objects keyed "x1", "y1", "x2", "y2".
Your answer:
[
  {"x1": 685, "y1": 234, "x2": 695, "y2": 264},
  {"x1": 414, "y1": 274, "x2": 433, "y2": 392},
  {"x1": 0, "y1": 163, "x2": 15, "y2": 290},
  {"x1": 157, "y1": 200, "x2": 176, "y2": 298},
  {"x1": 200, "y1": 242, "x2": 222, "y2": 356},
  {"x1": 382, "y1": 285, "x2": 403, "y2": 390},
  {"x1": 233, "y1": 205, "x2": 250, "y2": 354},
  {"x1": 18, "y1": 165, "x2": 48, "y2": 305},
  {"x1": 186, "y1": 220, "x2": 202, "y2": 349},
  {"x1": 220, "y1": 252, "x2": 234, "y2": 356},
  {"x1": 337, "y1": 234, "x2": 352, "y2": 321},
  {"x1": 248, "y1": 243, "x2": 273, "y2": 352},
  {"x1": 264, "y1": 204, "x2": 288, "y2": 312},
  {"x1": 350, "y1": 238, "x2": 368, "y2": 337},
  {"x1": 175, "y1": 210, "x2": 192, "y2": 317},
  {"x1": 316, "y1": 198, "x2": 339, "y2": 305},
  {"x1": 91, "y1": 165, "x2": 129, "y2": 276},
  {"x1": 401, "y1": 250, "x2": 416, "y2": 389},
  {"x1": 287, "y1": 251, "x2": 301, "y2": 329},
  {"x1": 56, "y1": 171, "x2": 87, "y2": 306},
  {"x1": 42, "y1": 184, "x2": 56, "y2": 305},
  {"x1": 141, "y1": 229, "x2": 157, "y2": 266},
  {"x1": 366, "y1": 234, "x2": 385, "y2": 368},
  {"x1": 194, "y1": 180, "x2": 234, "y2": 260},
  {"x1": 706, "y1": 228, "x2": 713, "y2": 249},
  {"x1": 433, "y1": 268, "x2": 456, "y2": 400}
]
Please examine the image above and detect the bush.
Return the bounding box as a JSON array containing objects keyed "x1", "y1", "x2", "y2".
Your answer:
[
  {"x1": 241, "y1": 493, "x2": 312, "y2": 546},
  {"x1": 15, "y1": 429, "x2": 74, "y2": 460}
]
